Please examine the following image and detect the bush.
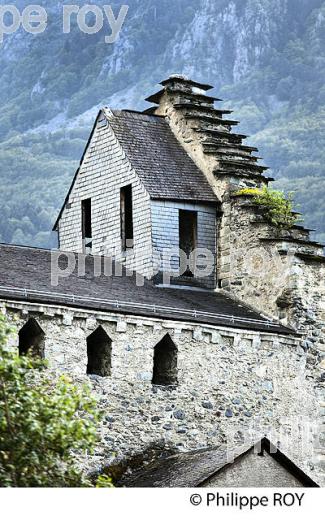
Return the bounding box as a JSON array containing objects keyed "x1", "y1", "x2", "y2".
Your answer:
[
  {"x1": 96, "y1": 474, "x2": 114, "y2": 488},
  {"x1": 0, "y1": 313, "x2": 101, "y2": 487},
  {"x1": 236, "y1": 186, "x2": 300, "y2": 229}
]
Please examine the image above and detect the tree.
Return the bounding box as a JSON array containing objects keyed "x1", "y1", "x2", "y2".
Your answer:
[{"x1": 0, "y1": 313, "x2": 101, "y2": 487}]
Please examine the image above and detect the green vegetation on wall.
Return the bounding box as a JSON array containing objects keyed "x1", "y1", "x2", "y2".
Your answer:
[{"x1": 236, "y1": 186, "x2": 300, "y2": 229}]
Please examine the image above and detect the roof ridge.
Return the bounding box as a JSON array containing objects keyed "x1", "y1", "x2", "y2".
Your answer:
[{"x1": 111, "y1": 109, "x2": 165, "y2": 119}]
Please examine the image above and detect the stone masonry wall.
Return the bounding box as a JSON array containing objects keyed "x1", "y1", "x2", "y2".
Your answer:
[
  {"x1": 217, "y1": 195, "x2": 325, "y2": 471},
  {"x1": 218, "y1": 197, "x2": 297, "y2": 317},
  {"x1": 58, "y1": 109, "x2": 154, "y2": 278},
  {"x1": 2, "y1": 299, "x2": 324, "y2": 485}
]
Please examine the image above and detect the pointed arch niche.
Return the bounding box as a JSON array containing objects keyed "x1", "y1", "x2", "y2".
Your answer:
[
  {"x1": 19, "y1": 318, "x2": 45, "y2": 358},
  {"x1": 87, "y1": 326, "x2": 112, "y2": 377},
  {"x1": 152, "y1": 334, "x2": 178, "y2": 386}
]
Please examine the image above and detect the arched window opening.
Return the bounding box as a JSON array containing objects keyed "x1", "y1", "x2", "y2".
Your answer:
[
  {"x1": 19, "y1": 318, "x2": 45, "y2": 358},
  {"x1": 152, "y1": 335, "x2": 178, "y2": 386},
  {"x1": 87, "y1": 326, "x2": 112, "y2": 377}
]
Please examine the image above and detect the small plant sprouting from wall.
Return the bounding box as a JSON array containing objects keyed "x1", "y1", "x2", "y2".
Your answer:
[{"x1": 236, "y1": 186, "x2": 301, "y2": 230}]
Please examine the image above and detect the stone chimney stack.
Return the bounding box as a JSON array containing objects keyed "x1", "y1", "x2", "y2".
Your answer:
[{"x1": 144, "y1": 74, "x2": 271, "y2": 201}]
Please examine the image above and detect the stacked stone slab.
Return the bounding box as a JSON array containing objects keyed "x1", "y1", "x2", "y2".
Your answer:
[{"x1": 146, "y1": 75, "x2": 272, "y2": 196}]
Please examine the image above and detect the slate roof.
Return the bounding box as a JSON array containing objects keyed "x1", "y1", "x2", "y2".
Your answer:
[
  {"x1": 118, "y1": 437, "x2": 319, "y2": 488},
  {"x1": 0, "y1": 245, "x2": 293, "y2": 335},
  {"x1": 107, "y1": 110, "x2": 217, "y2": 203}
]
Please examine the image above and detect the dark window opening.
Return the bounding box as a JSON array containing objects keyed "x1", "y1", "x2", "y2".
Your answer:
[
  {"x1": 87, "y1": 326, "x2": 112, "y2": 377},
  {"x1": 120, "y1": 185, "x2": 134, "y2": 251},
  {"x1": 152, "y1": 335, "x2": 178, "y2": 386},
  {"x1": 82, "y1": 198, "x2": 92, "y2": 254},
  {"x1": 179, "y1": 210, "x2": 197, "y2": 277},
  {"x1": 19, "y1": 318, "x2": 45, "y2": 358}
]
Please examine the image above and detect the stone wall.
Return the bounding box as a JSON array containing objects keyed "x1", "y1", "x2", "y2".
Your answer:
[
  {"x1": 216, "y1": 196, "x2": 325, "y2": 446},
  {"x1": 217, "y1": 195, "x2": 325, "y2": 319},
  {"x1": 2, "y1": 299, "x2": 324, "y2": 485},
  {"x1": 216, "y1": 195, "x2": 325, "y2": 379}
]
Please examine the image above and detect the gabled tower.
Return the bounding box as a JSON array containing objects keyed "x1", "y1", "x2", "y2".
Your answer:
[{"x1": 54, "y1": 104, "x2": 219, "y2": 289}]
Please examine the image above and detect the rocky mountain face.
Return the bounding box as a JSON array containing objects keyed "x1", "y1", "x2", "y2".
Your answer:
[{"x1": 0, "y1": 0, "x2": 324, "y2": 246}]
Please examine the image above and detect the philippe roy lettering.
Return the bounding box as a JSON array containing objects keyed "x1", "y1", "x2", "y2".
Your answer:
[
  {"x1": 0, "y1": 4, "x2": 128, "y2": 44},
  {"x1": 206, "y1": 492, "x2": 305, "y2": 510}
]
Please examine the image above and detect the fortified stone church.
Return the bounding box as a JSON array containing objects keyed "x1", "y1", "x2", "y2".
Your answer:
[{"x1": 0, "y1": 75, "x2": 324, "y2": 486}]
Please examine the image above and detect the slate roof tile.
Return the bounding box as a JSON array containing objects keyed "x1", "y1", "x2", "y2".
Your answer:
[{"x1": 108, "y1": 110, "x2": 217, "y2": 203}]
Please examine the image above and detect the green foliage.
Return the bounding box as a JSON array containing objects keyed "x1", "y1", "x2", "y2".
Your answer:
[
  {"x1": 235, "y1": 187, "x2": 262, "y2": 197},
  {"x1": 0, "y1": 313, "x2": 101, "y2": 487},
  {"x1": 96, "y1": 474, "x2": 114, "y2": 488},
  {"x1": 236, "y1": 186, "x2": 300, "y2": 229}
]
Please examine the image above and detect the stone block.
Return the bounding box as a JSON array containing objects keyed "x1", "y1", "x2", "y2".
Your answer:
[{"x1": 116, "y1": 321, "x2": 127, "y2": 333}]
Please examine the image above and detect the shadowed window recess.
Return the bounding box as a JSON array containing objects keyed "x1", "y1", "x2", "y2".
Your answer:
[
  {"x1": 152, "y1": 334, "x2": 178, "y2": 386},
  {"x1": 179, "y1": 209, "x2": 197, "y2": 277},
  {"x1": 18, "y1": 318, "x2": 45, "y2": 358},
  {"x1": 120, "y1": 184, "x2": 134, "y2": 251},
  {"x1": 87, "y1": 326, "x2": 112, "y2": 377},
  {"x1": 82, "y1": 198, "x2": 92, "y2": 254}
]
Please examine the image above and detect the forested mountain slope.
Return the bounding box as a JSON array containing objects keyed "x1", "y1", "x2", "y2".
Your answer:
[{"x1": 0, "y1": 0, "x2": 324, "y2": 247}]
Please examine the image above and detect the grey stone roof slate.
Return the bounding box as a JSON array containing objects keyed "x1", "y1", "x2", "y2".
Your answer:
[
  {"x1": 0, "y1": 244, "x2": 293, "y2": 335},
  {"x1": 107, "y1": 110, "x2": 217, "y2": 203}
]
